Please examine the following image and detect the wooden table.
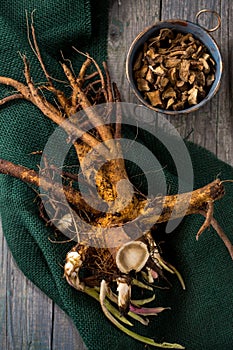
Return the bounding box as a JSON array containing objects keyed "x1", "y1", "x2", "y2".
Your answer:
[{"x1": 0, "y1": 0, "x2": 232, "y2": 349}]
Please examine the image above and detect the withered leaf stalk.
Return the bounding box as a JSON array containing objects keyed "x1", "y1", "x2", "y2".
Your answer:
[{"x1": 0, "y1": 19, "x2": 232, "y2": 349}]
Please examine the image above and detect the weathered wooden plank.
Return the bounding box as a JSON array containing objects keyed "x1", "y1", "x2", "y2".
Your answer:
[
  {"x1": 108, "y1": 0, "x2": 161, "y2": 102},
  {"x1": 216, "y1": 0, "x2": 233, "y2": 165},
  {"x1": 24, "y1": 284, "x2": 53, "y2": 350},
  {"x1": 0, "y1": 219, "x2": 53, "y2": 350},
  {"x1": 52, "y1": 304, "x2": 87, "y2": 350}
]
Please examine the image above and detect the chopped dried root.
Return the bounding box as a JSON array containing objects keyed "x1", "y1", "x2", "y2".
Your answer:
[{"x1": 133, "y1": 28, "x2": 216, "y2": 111}]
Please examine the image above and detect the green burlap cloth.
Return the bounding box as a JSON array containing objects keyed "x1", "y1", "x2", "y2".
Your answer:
[{"x1": 0, "y1": 2, "x2": 233, "y2": 349}]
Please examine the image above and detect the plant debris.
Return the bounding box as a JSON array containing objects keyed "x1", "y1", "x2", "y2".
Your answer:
[{"x1": 133, "y1": 28, "x2": 216, "y2": 111}]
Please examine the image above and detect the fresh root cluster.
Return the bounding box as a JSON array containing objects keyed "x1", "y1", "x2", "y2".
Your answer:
[{"x1": 0, "y1": 17, "x2": 232, "y2": 349}]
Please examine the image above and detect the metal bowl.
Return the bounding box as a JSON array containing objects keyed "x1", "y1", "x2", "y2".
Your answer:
[{"x1": 126, "y1": 10, "x2": 222, "y2": 115}]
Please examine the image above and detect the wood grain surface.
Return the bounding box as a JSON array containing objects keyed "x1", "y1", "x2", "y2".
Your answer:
[{"x1": 0, "y1": 0, "x2": 232, "y2": 349}]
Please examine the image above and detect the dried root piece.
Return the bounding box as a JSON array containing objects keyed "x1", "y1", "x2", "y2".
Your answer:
[{"x1": 133, "y1": 29, "x2": 216, "y2": 110}]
